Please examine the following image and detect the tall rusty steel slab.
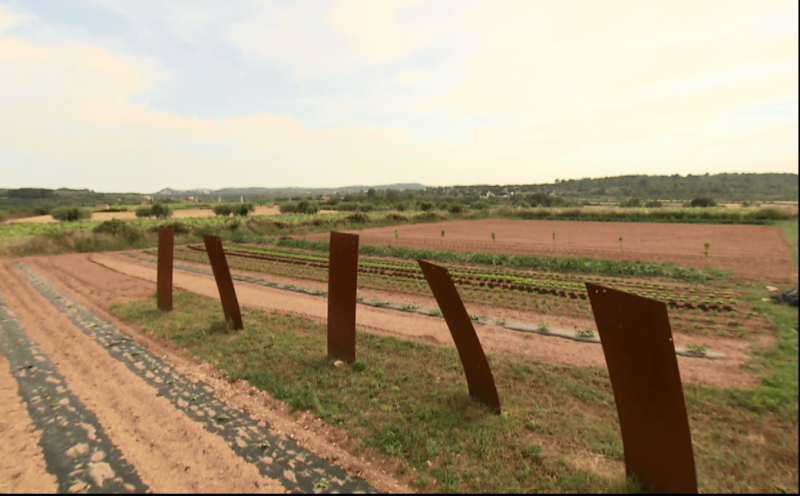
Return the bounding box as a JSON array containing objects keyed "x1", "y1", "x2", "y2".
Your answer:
[
  {"x1": 202, "y1": 234, "x2": 244, "y2": 330},
  {"x1": 418, "y1": 260, "x2": 501, "y2": 413},
  {"x1": 327, "y1": 232, "x2": 359, "y2": 364},
  {"x1": 585, "y1": 282, "x2": 697, "y2": 494},
  {"x1": 157, "y1": 227, "x2": 174, "y2": 312}
]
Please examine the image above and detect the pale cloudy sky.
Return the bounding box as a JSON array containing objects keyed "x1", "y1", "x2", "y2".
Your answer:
[{"x1": 0, "y1": 0, "x2": 797, "y2": 192}]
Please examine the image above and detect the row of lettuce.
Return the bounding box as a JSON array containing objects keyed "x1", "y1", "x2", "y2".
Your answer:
[{"x1": 172, "y1": 244, "x2": 739, "y2": 309}]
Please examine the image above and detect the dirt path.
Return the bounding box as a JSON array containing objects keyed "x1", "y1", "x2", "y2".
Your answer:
[
  {"x1": 303, "y1": 219, "x2": 794, "y2": 283},
  {"x1": 89, "y1": 252, "x2": 758, "y2": 389},
  {"x1": 0, "y1": 257, "x2": 408, "y2": 493}
]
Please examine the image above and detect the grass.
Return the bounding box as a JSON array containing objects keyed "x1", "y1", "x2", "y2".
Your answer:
[{"x1": 112, "y1": 291, "x2": 798, "y2": 493}]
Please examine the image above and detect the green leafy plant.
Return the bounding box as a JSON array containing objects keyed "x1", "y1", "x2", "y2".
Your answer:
[
  {"x1": 576, "y1": 329, "x2": 596, "y2": 338},
  {"x1": 441, "y1": 229, "x2": 445, "y2": 238},
  {"x1": 470, "y1": 314, "x2": 480, "y2": 322},
  {"x1": 429, "y1": 309, "x2": 443, "y2": 317},
  {"x1": 401, "y1": 303, "x2": 418, "y2": 311},
  {"x1": 372, "y1": 299, "x2": 389, "y2": 307},
  {"x1": 497, "y1": 317, "x2": 506, "y2": 325},
  {"x1": 704, "y1": 242, "x2": 710, "y2": 259},
  {"x1": 686, "y1": 343, "x2": 708, "y2": 356},
  {"x1": 491, "y1": 231, "x2": 496, "y2": 242},
  {"x1": 619, "y1": 236, "x2": 623, "y2": 253},
  {"x1": 537, "y1": 323, "x2": 550, "y2": 332}
]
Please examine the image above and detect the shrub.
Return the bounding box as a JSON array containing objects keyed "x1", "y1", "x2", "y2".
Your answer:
[
  {"x1": 419, "y1": 201, "x2": 434, "y2": 212},
  {"x1": 51, "y1": 207, "x2": 91, "y2": 222},
  {"x1": 33, "y1": 206, "x2": 51, "y2": 215},
  {"x1": 620, "y1": 197, "x2": 643, "y2": 208},
  {"x1": 213, "y1": 204, "x2": 233, "y2": 216},
  {"x1": 690, "y1": 197, "x2": 717, "y2": 208},
  {"x1": 135, "y1": 206, "x2": 152, "y2": 218},
  {"x1": 278, "y1": 202, "x2": 296, "y2": 214},
  {"x1": 150, "y1": 203, "x2": 172, "y2": 219},
  {"x1": 92, "y1": 219, "x2": 142, "y2": 243},
  {"x1": 155, "y1": 220, "x2": 190, "y2": 235},
  {"x1": 448, "y1": 203, "x2": 465, "y2": 214},
  {"x1": 296, "y1": 200, "x2": 319, "y2": 214},
  {"x1": 234, "y1": 203, "x2": 255, "y2": 217},
  {"x1": 644, "y1": 200, "x2": 662, "y2": 208}
]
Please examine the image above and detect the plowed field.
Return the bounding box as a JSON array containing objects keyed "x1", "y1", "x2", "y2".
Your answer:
[{"x1": 303, "y1": 219, "x2": 794, "y2": 283}]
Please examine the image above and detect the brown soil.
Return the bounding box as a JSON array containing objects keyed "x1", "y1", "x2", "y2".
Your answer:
[
  {"x1": 7, "y1": 254, "x2": 411, "y2": 494},
  {"x1": 93, "y1": 252, "x2": 759, "y2": 389},
  {"x1": 302, "y1": 219, "x2": 794, "y2": 283},
  {"x1": 0, "y1": 354, "x2": 58, "y2": 493}
]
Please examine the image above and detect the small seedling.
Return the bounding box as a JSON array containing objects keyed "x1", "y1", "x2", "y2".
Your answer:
[
  {"x1": 686, "y1": 343, "x2": 708, "y2": 356},
  {"x1": 429, "y1": 309, "x2": 443, "y2": 317},
  {"x1": 166, "y1": 379, "x2": 175, "y2": 385},
  {"x1": 372, "y1": 300, "x2": 388, "y2": 307},
  {"x1": 190, "y1": 393, "x2": 199, "y2": 401},
  {"x1": 576, "y1": 329, "x2": 596, "y2": 338},
  {"x1": 216, "y1": 413, "x2": 230, "y2": 423},
  {"x1": 552, "y1": 230, "x2": 556, "y2": 248},
  {"x1": 394, "y1": 229, "x2": 398, "y2": 239},
  {"x1": 470, "y1": 314, "x2": 480, "y2": 322},
  {"x1": 497, "y1": 317, "x2": 506, "y2": 325},
  {"x1": 441, "y1": 229, "x2": 445, "y2": 238},
  {"x1": 260, "y1": 440, "x2": 271, "y2": 449},
  {"x1": 401, "y1": 303, "x2": 418, "y2": 311},
  {"x1": 619, "y1": 236, "x2": 623, "y2": 253},
  {"x1": 491, "y1": 231, "x2": 496, "y2": 242},
  {"x1": 537, "y1": 323, "x2": 550, "y2": 332},
  {"x1": 703, "y1": 242, "x2": 710, "y2": 259}
]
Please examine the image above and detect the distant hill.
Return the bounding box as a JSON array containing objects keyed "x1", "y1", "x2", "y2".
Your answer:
[
  {"x1": 426, "y1": 173, "x2": 798, "y2": 202},
  {"x1": 152, "y1": 183, "x2": 427, "y2": 197}
]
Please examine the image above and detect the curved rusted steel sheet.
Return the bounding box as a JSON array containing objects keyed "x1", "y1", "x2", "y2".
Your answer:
[
  {"x1": 586, "y1": 282, "x2": 697, "y2": 494},
  {"x1": 327, "y1": 232, "x2": 359, "y2": 364},
  {"x1": 157, "y1": 227, "x2": 174, "y2": 312},
  {"x1": 202, "y1": 234, "x2": 244, "y2": 330},
  {"x1": 418, "y1": 260, "x2": 500, "y2": 413}
]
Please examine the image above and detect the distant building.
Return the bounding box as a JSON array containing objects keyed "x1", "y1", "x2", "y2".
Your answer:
[
  {"x1": 187, "y1": 196, "x2": 195, "y2": 201},
  {"x1": 140, "y1": 200, "x2": 149, "y2": 206},
  {"x1": 95, "y1": 203, "x2": 109, "y2": 211}
]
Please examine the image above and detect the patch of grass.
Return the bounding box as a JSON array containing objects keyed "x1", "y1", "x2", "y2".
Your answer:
[{"x1": 111, "y1": 291, "x2": 798, "y2": 493}]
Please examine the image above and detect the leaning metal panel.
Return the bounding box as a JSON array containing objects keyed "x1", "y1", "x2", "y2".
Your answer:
[
  {"x1": 418, "y1": 260, "x2": 500, "y2": 413},
  {"x1": 327, "y1": 232, "x2": 359, "y2": 364},
  {"x1": 202, "y1": 234, "x2": 244, "y2": 330},
  {"x1": 157, "y1": 228, "x2": 174, "y2": 312},
  {"x1": 586, "y1": 282, "x2": 697, "y2": 494}
]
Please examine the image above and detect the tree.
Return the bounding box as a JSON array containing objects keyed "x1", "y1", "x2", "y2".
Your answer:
[
  {"x1": 51, "y1": 207, "x2": 90, "y2": 222},
  {"x1": 620, "y1": 197, "x2": 643, "y2": 208},
  {"x1": 213, "y1": 204, "x2": 233, "y2": 216},
  {"x1": 150, "y1": 203, "x2": 172, "y2": 219},
  {"x1": 135, "y1": 206, "x2": 152, "y2": 218},
  {"x1": 233, "y1": 203, "x2": 255, "y2": 216},
  {"x1": 367, "y1": 188, "x2": 377, "y2": 200},
  {"x1": 690, "y1": 197, "x2": 717, "y2": 208}
]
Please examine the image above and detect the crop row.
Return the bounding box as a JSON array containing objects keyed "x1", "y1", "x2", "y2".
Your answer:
[
  {"x1": 192, "y1": 243, "x2": 742, "y2": 311},
  {"x1": 264, "y1": 237, "x2": 725, "y2": 282}
]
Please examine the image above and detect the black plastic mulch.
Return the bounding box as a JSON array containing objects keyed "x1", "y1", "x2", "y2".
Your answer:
[{"x1": 13, "y1": 261, "x2": 375, "y2": 494}]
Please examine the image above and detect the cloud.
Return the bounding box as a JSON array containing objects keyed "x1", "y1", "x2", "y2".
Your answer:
[{"x1": 392, "y1": 68, "x2": 430, "y2": 85}]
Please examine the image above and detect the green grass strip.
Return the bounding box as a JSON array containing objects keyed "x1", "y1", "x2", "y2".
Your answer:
[{"x1": 113, "y1": 291, "x2": 797, "y2": 493}]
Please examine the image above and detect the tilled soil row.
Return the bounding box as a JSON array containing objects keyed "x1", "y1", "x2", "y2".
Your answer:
[
  {"x1": 0, "y1": 293, "x2": 148, "y2": 493},
  {"x1": 185, "y1": 244, "x2": 739, "y2": 312},
  {"x1": 124, "y1": 253, "x2": 723, "y2": 359},
  {"x1": 12, "y1": 261, "x2": 376, "y2": 494}
]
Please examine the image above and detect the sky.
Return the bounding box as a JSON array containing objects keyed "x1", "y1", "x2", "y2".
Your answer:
[{"x1": 0, "y1": 0, "x2": 797, "y2": 193}]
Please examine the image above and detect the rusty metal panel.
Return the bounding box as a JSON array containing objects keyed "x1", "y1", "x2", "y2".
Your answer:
[
  {"x1": 327, "y1": 232, "x2": 359, "y2": 364},
  {"x1": 585, "y1": 282, "x2": 697, "y2": 494},
  {"x1": 157, "y1": 228, "x2": 174, "y2": 311},
  {"x1": 202, "y1": 234, "x2": 244, "y2": 330},
  {"x1": 418, "y1": 260, "x2": 501, "y2": 414}
]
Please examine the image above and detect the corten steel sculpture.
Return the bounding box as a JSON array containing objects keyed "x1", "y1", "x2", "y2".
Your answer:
[
  {"x1": 585, "y1": 282, "x2": 697, "y2": 494},
  {"x1": 202, "y1": 234, "x2": 244, "y2": 330},
  {"x1": 327, "y1": 232, "x2": 360, "y2": 363},
  {"x1": 418, "y1": 260, "x2": 501, "y2": 413},
  {"x1": 157, "y1": 227, "x2": 174, "y2": 312}
]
